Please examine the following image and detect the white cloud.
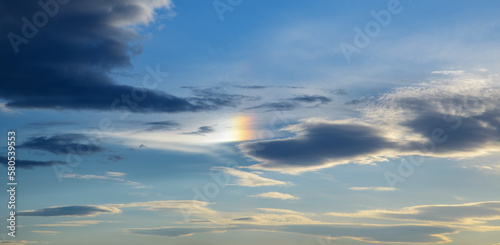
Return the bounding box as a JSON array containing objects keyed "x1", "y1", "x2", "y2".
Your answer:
[
  {"x1": 212, "y1": 167, "x2": 289, "y2": 187},
  {"x1": 0, "y1": 103, "x2": 18, "y2": 114},
  {"x1": 0, "y1": 241, "x2": 37, "y2": 244},
  {"x1": 127, "y1": 223, "x2": 455, "y2": 243},
  {"x1": 61, "y1": 172, "x2": 147, "y2": 189},
  {"x1": 105, "y1": 0, "x2": 175, "y2": 28},
  {"x1": 106, "y1": 172, "x2": 126, "y2": 177},
  {"x1": 35, "y1": 220, "x2": 110, "y2": 227},
  {"x1": 111, "y1": 200, "x2": 217, "y2": 215},
  {"x1": 431, "y1": 70, "x2": 465, "y2": 75},
  {"x1": 256, "y1": 208, "x2": 303, "y2": 214},
  {"x1": 250, "y1": 192, "x2": 299, "y2": 200},
  {"x1": 102, "y1": 130, "x2": 229, "y2": 154},
  {"x1": 326, "y1": 201, "x2": 500, "y2": 226}
]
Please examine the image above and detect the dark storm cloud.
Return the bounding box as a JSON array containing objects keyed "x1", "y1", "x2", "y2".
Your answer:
[
  {"x1": 20, "y1": 133, "x2": 104, "y2": 155},
  {"x1": 403, "y1": 110, "x2": 500, "y2": 154},
  {"x1": 0, "y1": 157, "x2": 66, "y2": 169},
  {"x1": 18, "y1": 205, "x2": 120, "y2": 217},
  {"x1": 143, "y1": 120, "x2": 181, "y2": 131},
  {"x1": 239, "y1": 123, "x2": 397, "y2": 169},
  {"x1": 389, "y1": 93, "x2": 500, "y2": 155},
  {"x1": 0, "y1": 0, "x2": 229, "y2": 113},
  {"x1": 183, "y1": 126, "x2": 215, "y2": 135}
]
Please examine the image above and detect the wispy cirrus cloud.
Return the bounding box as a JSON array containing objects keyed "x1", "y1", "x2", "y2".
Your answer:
[
  {"x1": 431, "y1": 70, "x2": 465, "y2": 75},
  {"x1": 0, "y1": 241, "x2": 37, "y2": 244},
  {"x1": 127, "y1": 226, "x2": 225, "y2": 238},
  {"x1": 326, "y1": 201, "x2": 500, "y2": 225},
  {"x1": 120, "y1": 200, "x2": 472, "y2": 243},
  {"x1": 0, "y1": 103, "x2": 17, "y2": 114},
  {"x1": 212, "y1": 167, "x2": 289, "y2": 187},
  {"x1": 256, "y1": 208, "x2": 304, "y2": 215},
  {"x1": 61, "y1": 171, "x2": 147, "y2": 189},
  {"x1": 24, "y1": 200, "x2": 500, "y2": 243},
  {"x1": 250, "y1": 192, "x2": 299, "y2": 200},
  {"x1": 35, "y1": 220, "x2": 110, "y2": 227},
  {"x1": 19, "y1": 200, "x2": 215, "y2": 220},
  {"x1": 106, "y1": 172, "x2": 126, "y2": 177},
  {"x1": 110, "y1": 200, "x2": 217, "y2": 215},
  {"x1": 18, "y1": 205, "x2": 121, "y2": 217},
  {"x1": 126, "y1": 224, "x2": 455, "y2": 243}
]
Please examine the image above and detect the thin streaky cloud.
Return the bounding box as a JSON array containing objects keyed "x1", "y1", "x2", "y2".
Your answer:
[
  {"x1": 18, "y1": 205, "x2": 121, "y2": 217},
  {"x1": 34, "y1": 220, "x2": 109, "y2": 227},
  {"x1": 250, "y1": 192, "x2": 299, "y2": 200},
  {"x1": 326, "y1": 201, "x2": 500, "y2": 225},
  {"x1": 212, "y1": 167, "x2": 290, "y2": 187},
  {"x1": 61, "y1": 172, "x2": 147, "y2": 189}
]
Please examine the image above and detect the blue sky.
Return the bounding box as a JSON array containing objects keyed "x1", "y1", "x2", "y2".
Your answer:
[{"x1": 1, "y1": 0, "x2": 500, "y2": 244}]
